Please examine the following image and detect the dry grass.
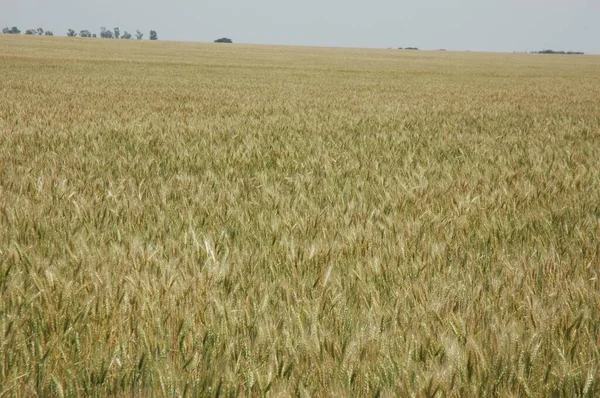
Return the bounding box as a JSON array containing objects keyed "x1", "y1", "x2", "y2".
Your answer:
[{"x1": 1, "y1": 35, "x2": 600, "y2": 396}]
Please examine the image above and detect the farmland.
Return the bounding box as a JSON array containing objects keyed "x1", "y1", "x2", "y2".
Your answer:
[{"x1": 1, "y1": 35, "x2": 599, "y2": 395}]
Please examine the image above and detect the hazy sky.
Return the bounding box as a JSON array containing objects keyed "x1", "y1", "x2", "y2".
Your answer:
[{"x1": 2, "y1": 0, "x2": 599, "y2": 53}]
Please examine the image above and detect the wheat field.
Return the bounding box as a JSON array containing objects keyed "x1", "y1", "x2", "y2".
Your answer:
[{"x1": 1, "y1": 35, "x2": 599, "y2": 396}]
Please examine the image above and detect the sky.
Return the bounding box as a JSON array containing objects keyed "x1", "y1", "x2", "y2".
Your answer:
[{"x1": 1, "y1": 0, "x2": 599, "y2": 53}]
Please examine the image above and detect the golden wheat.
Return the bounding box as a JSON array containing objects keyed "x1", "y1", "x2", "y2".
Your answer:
[{"x1": 1, "y1": 35, "x2": 599, "y2": 396}]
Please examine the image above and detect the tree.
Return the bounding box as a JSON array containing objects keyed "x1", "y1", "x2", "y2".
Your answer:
[
  {"x1": 2, "y1": 27, "x2": 21, "y2": 34},
  {"x1": 45, "y1": 31, "x2": 54, "y2": 36},
  {"x1": 80, "y1": 30, "x2": 92, "y2": 38},
  {"x1": 136, "y1": 30, "x2": 143, "y2": 40},
  {"x1": 92, "y1": 34, "x2": 97, "y2": 38},
  {"x1": 25, "y1": 29, "x2": 36, "y2": 35},
  {"x1": 67, "y1": 29, "x2": 77, "y2": 37},
  {"x1": 100, "y1": 27, "x2": 114, "y2": 39},
  {"x1": 37, "y1": 28, "x2": 44, "y2": 35},
  {"x1": 121, "y1": 31, "x2": 132, "y2": 39},
  {"x1": 214, "y1": 38, "x2": 233, "y2": 43},
  {"x1": 149, "y1": 30, "x2": 158, "y2": 40},
  {"x1": 114, "y1": 27, "x2": 120, "y2": 39}
]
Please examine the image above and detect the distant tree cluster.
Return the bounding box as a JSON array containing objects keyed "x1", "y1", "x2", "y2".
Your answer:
[
  {"x1": 84, "y1": 27, "x2": 155, "y2": 40},
  {"x1": 214, "y1": 37, "x2": 233, "y2": 43},
  {"x1": 2, "y1": 27, "x2": 21, "y2": 34},
  {"x1": 399, "y1": 47, "x2": 419, "y2": 50},
  {"x1": 99, "y1": 27, "x2": 113, "y2": 38},
  {"x1": 532, "y1": 49, "x2": 584, "y2": 55},
  {"x1": 25, "y1": 28, "x2": 45, "y2": 35},
  {"x1": 2, "y1": 26, "x2": 156, "y2": 40}
]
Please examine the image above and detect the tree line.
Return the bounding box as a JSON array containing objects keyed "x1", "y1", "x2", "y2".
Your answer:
[
  {"x1": 2, "y1": 26, "x2": 158, "y2": 40},
  {"x1": 531, "y1": 49, "x2": 584, "y2": 55}
]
